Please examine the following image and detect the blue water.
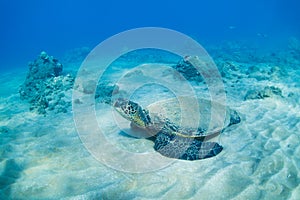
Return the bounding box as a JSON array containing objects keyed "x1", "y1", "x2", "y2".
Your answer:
[{"x1": 0, "y1": 0, "x2": 299, "y2": 70}]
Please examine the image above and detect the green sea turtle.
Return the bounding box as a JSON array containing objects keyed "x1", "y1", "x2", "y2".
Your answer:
[{"x1": 113, "y1": 96, "x2": 240, "y2": 161}]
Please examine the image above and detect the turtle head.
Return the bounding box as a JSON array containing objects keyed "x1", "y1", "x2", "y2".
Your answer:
[{"x1": 113, "y1": 98, "x2": 151, "y2": 128}]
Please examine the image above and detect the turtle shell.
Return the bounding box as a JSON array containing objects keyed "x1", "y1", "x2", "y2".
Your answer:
[{"x1": 146, "y1": 96, "x2": 233, "y2": 138}]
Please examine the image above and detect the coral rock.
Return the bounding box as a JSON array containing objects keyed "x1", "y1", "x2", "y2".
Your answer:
[{"x1": 19, "y1": 52, "x2": 73, "y2": 114}]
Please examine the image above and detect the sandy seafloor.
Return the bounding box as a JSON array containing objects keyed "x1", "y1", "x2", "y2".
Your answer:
[{"x1": 0, "y1": 41, "x2": 300, "y2": 200}]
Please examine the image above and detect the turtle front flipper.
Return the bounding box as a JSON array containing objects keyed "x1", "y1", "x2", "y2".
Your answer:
[{"x1": 153, "y1": 132, "x2": 223, "y2": 161}]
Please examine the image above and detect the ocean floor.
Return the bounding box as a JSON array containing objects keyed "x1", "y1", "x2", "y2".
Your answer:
[{"x1": 0, "y1": 40, "x2": 300, "y2": 199}]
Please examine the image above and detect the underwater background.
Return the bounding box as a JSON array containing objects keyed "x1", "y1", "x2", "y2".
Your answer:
[
  {"x1": 1, "y1": 0, "x2": 299, "y2": 70},
  {"x1": 1, "y1": 0, "x2": 300, "y2": 199}
]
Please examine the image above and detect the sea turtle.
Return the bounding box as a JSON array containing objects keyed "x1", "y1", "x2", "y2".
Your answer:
[{"x1": 113, "y1": 96, "x2": 240, "y2": 161}]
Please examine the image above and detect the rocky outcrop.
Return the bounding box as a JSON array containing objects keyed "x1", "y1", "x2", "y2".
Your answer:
[
  {"x1": 244, "y1": 86, "x2": 283, "y2": 100},
  {"x1": 19, "y1": 51, "x2": 74, "y2": 114},
  {"x1": 172, "y1": 57, "x2": 204, "y2": 82}
]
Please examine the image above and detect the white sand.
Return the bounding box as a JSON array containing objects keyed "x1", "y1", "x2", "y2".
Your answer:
[{"x1": 0, "y1": 51, "x2": 299, "y2": 199}]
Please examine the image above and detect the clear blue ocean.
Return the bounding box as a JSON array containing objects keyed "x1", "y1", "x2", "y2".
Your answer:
[{"x1": 0, "y1": 0, "x2": 300, "y2": 199}]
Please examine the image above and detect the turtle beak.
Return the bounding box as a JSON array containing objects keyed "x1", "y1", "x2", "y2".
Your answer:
[
  {"x1": 113, "y1": 98, "x2": 126, "y2": 108},
  {"x1": 113, "y1": 98, "x2": 129, "y2": 118}
]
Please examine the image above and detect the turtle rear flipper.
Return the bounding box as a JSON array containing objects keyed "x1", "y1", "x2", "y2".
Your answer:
[{"x1": 154, "y1": 132, "x2": 223, "y2": 161}]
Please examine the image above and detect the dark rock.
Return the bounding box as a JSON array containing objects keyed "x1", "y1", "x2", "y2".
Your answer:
[
  {"x1": 229, "y1": 110, "x2": 241, "y2": 126},
  {"x1": 172, "y1": 57, "x2": 203, "y2": 82},
  {"x1": 95, "y1": 82, "x2": 119, "y2": 104},
  {"x1": 244, "y1": 86, "x2": 283, "y2": 100}
]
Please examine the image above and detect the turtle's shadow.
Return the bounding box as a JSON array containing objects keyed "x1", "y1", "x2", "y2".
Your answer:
[
  {"x1": 118, "y1": 125, "x2": 155, "y2": 141},
  {"x1": 118, "y1": 130, "x2": 139, "y2": 139}
]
